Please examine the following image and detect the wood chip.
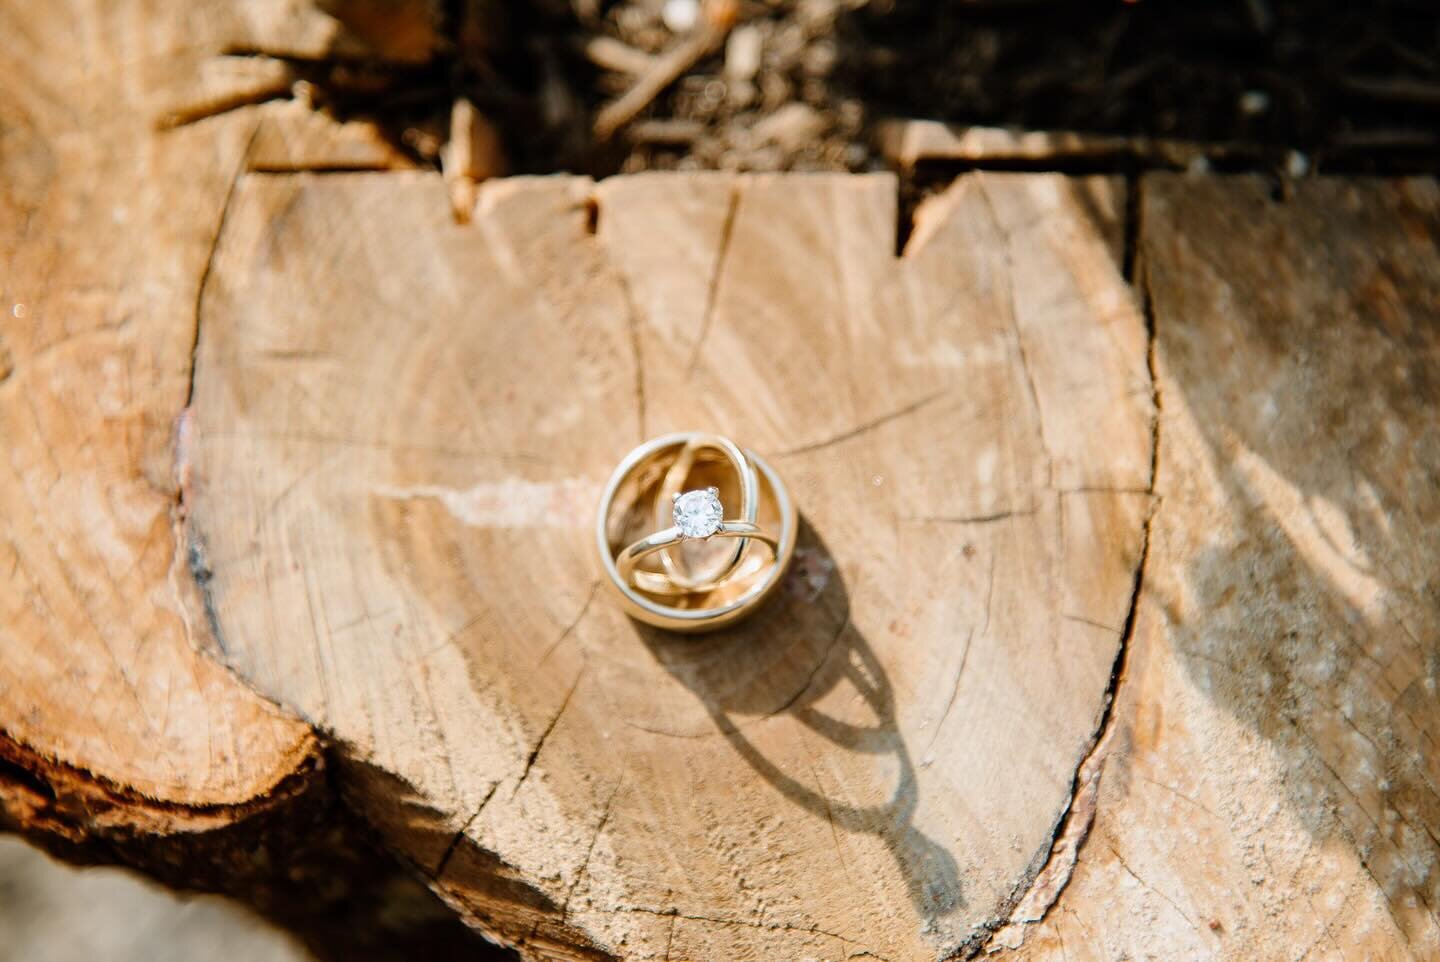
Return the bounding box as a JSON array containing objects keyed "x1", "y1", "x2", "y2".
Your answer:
[{"x1": 442, "y1": 97, "x2": 506, "y2": 221}]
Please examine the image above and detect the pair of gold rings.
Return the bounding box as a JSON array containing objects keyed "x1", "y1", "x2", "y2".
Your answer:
[{"x1": 595, "y1": 432, "x2": 797, "y2": 632}]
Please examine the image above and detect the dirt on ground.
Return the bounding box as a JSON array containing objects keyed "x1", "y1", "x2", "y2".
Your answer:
[{"x1": 300, "y1": 0, "x2": 1440, "y2": 178}]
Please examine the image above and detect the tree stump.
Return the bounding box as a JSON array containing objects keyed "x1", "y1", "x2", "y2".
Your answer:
[
  {"x1": 178, "y1": 168, "x2": 1148, "y2": 961},
  {"x1": 3, "y1": 3, "x2": 1438, "y2": 961}
]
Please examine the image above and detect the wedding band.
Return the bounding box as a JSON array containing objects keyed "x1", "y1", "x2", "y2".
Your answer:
[{"x1": 595, "y1": 432, "x2": 797, "y2": 632}]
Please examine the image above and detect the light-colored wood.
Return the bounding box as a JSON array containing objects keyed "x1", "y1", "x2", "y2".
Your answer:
[
  {"x1": 249, "y1": 100, "x2": 419, "y2": 173},
  {"x1": 0, "y1": 0, "x2": 317, "y2": 823},
  {"x1": 0, "y1": 3, "x2": 498, "y2": 957},
  {"x1": 990, "y1": 176, "x2": 1440, "y2": 961},
  {"x1": 7, "y1": 3, "x2": 1435, "y2": 958},
  {"x1": 0, "y1": 0, "x2": 450, "y2": 828},
  {"x1": 442, "y1": 98, "x2": 507, "y2": 221},
  {"x1": 181, "y1": 169, "x2": 1151, "y2": 960},
  {"x1": 875, "y1": 120, "x2": 1226, "y2": 172}
]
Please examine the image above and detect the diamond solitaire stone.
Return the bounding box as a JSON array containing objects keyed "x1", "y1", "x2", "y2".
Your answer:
[{"x1": 673, "y1": 488, "x2": 723, "y2": 538}]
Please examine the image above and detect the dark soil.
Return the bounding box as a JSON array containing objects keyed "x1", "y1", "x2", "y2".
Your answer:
[
  {"x1": 837, "y1": 0, "x2": 1440, "y2": 171},
  {"x1": 314, "y1": 0, "x2": 1440, "y2": 177}
]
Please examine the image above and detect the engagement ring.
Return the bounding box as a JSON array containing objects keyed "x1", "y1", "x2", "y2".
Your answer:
[{"x1": 595, "y1": 432, "x2": 796, "y2": 632}]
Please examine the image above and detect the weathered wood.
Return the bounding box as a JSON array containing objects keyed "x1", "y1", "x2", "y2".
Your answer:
[
  {"x1": 0, "y1": 0, "x2": 315, "y2": 828},
  {"x1": 874, "y1": 120, "x2": 1263, "y2": 174},
  {"x1": 249, "y1": 100, "x2": 419, "y2": 173},
  {"x1": 0, "y1": 1, "x2": 503, "y2": 958},
  {"x1": 992, "y1": 176, "x2": 1440, "y2": 960},
  {"x1": 5, "y1": 2, "x2": 1437, "y2": 959},
  {"x1": 178, "y1": 168, "x2": 1150, "y2": 960}
]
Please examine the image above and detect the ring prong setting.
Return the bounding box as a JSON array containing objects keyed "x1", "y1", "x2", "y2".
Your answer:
[{"x1": 672, "y1": 487, "x2": 725, "y2": 539}]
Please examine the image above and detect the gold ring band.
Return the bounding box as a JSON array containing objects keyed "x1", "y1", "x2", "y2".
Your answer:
[{"x1": 595, "y1": 433, "x2": 797, "y2": 632}]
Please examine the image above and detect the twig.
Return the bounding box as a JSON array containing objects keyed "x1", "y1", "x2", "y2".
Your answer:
[
  {"x1": 593, "y1": 9, "x2": 733, "y2": 141},
  {"x1": 581, "y1": 35, "x2": 658, "y2": 76},
  {"x1": 1341, "y1": 75, "x2": 1440, "y2": 107},
  {"x1": 1243, "y1": 0, "x2": 1274, "y2": 34},
  {"x1": 1329, "y1": 128, "x2": 1439, "y2": 149},
  {"x1": 626, "y1": 119, "x2": 706, "y2": 144}
]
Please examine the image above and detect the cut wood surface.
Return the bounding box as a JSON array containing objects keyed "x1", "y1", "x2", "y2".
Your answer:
[
  {"x1": 180, "y1": 169, "x2": 1149, "y2": 960},
  {"x1": 3, "y1": 3, "x2": 1438, "y2": 960},
  {"x1": 0, "y1": 0, "x2": 437, "y2": 826},
  {"x1": 873, "y1": 120, "x2": 1223, "y2": 171},
  {"x1": 0, "y1": 2, "x2": 499, "y2": 958},
  {"x1": 997, "y1": 175, "x2": 1440, "y2": 961},
  {"x1": 0, "y1": 0, "x2": 319, "y2": 822}
]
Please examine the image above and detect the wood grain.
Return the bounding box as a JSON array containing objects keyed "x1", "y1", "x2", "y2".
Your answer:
[
  {"x1": 0, "y1": 2, "x2": 502, "y2": 957},
  {"x1": 6, "y1": 3, "x2": 1434, "y2": 958},
  {"x1": 182, "y1": 170, "x2": 1151, "y2": 960},
  {"x1": 992, "y1": 176, "x2": 1440, "y2": 961},
  {"x1": 0, "y1": 0, "x2": 315, "y2": 820},
  {"x1": 0, "y1": 0, "x2": 456, "y2": 821}
]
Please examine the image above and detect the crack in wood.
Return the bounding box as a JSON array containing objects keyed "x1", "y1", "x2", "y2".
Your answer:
[
  {"x1": 923, "y1": 627, "x2": 975, "y2": 758},
  {"x1": 1135, "y1": 180, "x2": 1162, "y2": 495},
  {"x1": 434, "y1": 779, "x2": 501, "y2": 879},
  {"x1": 1296, "y1": 887, "x2": 1356, "y2": 962},
  {"x1": 537, "y1": 582, "x2": 601, "y2": 667},
  {"x1": 592, "y1": 193, "x2": 650, "y2": 442},
  {"x1": 777, "y1": 391, "x2": 946, "y2": 458},
  {"x1": 971, "y1": 174, "x2": 1162, "y2": 958},
  {"x1": 806, "y1": 753, "x2": 857, "y2": 900},
  {"x1": 184, "y1": 124, "x2": 257, "y2": 410},
  {"x1": 1133, "y1": 773, "x2": 1225, "y2": 824},
  {"x1": 662, "y1": 912, "x2": 678, "y2": 961},
  {"x1": 1105, "y1": 841, "x2": 1206, "y2": 940},
  {"x1": 620, "y1": 595, "x2": 853, "y2": 739},
  {"x1": 248, "y1": 161, "x2": 403, "y2": 174},
  {"x1": 173, "y1": 123, "x2": 271, "y2": 678},
  {"x1": 976, "y1": 176, "x2": 1054, "y2": 491},
  {"x1": 762, "y1": 605, "x2": 852, "y2": 720},
  {"x1": 907, "y1": 507, "x2": 1037, "y2": 525},
  {"x1": 1291, "y1": 714, "x2": 1440, "y2": 936},
  {"x1": 1338, "y1": 711, "x2": 1440, "y2": 849},
  {"x1": 982, "y1": 553, "x2": 997, "y2": 638},
  {"x1": 157, "y1": 66, "x2": 294, "y2": 130},
  {"x1": 1061, "y1": 613, "x2": 1120, "y2": 635},
  {"x1": 1122, "y1": 172, "x2": 1142, "y2": 282},
  {"x1": 184, "y1": 535, "x2": 227, "y2": 655},
  {"x1": 0, "y1": 321, "x2": 139, "y2": 392},
  {"x1": 511, "y1": 668, "x2": 585, "y2": 800},
  {"x1": 686, "y1": 181, "x2": 742, "y2": 375},
  {"x1": 561, "y1": 764, "x2": 626, "y2": 920},
  {"x1": 1058, "y1": 484, "x2": 1153, "y2": 496}
]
